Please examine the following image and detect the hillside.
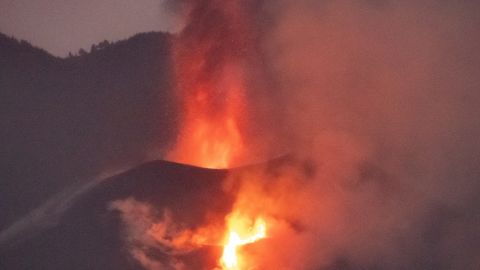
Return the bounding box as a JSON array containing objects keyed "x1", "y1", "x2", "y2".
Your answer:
[
  {"x1": 0, "y1": 160, "x2": 223, "y2": 269},
  {"x1": 0, "y1": 154, "x2": 307, "y2": 270},
  {"x1": 0, "y1": 32, "x2": 178, "y2": 230}
]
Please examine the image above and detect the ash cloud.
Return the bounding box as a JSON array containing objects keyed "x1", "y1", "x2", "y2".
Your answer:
[
  {"x1": 159, "y1": 1, "x2": 480, "y2": 269},
  {"x1": 252, "y1": 1, "x2": 480, "y2": 269}
]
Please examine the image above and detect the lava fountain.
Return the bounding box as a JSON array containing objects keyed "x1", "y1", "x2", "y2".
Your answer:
[
  {"x1": 167, "y1": 0, "x2": 254, "y2": 169},
  {"x1": 167, "y1": 1, "x2": 270, "y2": 269}
]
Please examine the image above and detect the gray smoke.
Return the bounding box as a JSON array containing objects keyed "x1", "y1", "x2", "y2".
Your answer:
[{"x1": 253, "y1": 1, "x2": 480, "y2": 269}]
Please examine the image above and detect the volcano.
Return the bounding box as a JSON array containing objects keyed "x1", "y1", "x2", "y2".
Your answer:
[{"x1": 0, "y1": 157, "x2": 298, "y2": 270}]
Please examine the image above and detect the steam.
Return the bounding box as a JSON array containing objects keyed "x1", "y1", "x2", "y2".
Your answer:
[
  {"x1": 110, "y1": 197, "x2": 226, "y2": 269},
  {"x1": 109, "y1": 198, "x2": 187, "y2": 270}
]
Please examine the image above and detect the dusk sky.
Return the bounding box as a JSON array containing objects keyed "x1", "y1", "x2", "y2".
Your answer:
[{"x1": 0, "y1": 0, "x2": 177, "y2": 56}]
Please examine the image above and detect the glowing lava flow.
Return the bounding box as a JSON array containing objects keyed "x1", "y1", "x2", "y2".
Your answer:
[{"x1": 219, "y1": 213, "x2": 267, "y2": 270}]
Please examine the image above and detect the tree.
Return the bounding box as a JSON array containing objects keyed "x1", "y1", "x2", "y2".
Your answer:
[
  {"x1": 98, "y1": 40, "x2": 110, "y2": 50},
  {"x1": 78, "y1": 48, "x2": 87, "y2": 56}
]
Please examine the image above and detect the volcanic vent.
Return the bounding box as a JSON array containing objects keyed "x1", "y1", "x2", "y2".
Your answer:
[{"x1": 161, "y1": 1, "x2": 289, "y2": 269}]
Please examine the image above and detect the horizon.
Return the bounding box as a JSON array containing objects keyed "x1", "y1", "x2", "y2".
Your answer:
[
  {"x1": 0, "y1": 0, "x2": 180, "y2": 57},
  {"x1": 1, "y1": 30, "x2": 172, "y2": 57}
]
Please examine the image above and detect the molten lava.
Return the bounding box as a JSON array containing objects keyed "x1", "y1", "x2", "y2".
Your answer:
[
  {"x1": 168, "y1": 72, "x2": 246, "y2": 169},
  {"x1": 220, "y1": 213, "x2": 267, "y2": 270},
  {"x1": 166, "y1": 1, "x2": 270, "y2": 268},
  {"x1": 167, "y1": 0, "x2": 253, "y2": 169}
]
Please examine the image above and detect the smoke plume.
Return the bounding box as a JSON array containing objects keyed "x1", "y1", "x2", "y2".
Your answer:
[
  {"x1": 160, "y1": 0, "x2": 480, "y2": 269},
  {"x1": 254, "y1": 1, "x2": 480, "y2": 269},
  {"x1": 120, "y1": 0, "x2": 480, "y2": 269}
]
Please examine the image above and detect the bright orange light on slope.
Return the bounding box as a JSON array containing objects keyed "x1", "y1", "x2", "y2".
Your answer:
[{"x1": 220, "y1": 213, "x2": 267, "y2": 270}]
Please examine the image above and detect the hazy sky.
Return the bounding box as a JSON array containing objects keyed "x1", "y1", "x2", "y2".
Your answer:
[{"x1": 0, "y1": 0, "x2": 177, "y2": 56}]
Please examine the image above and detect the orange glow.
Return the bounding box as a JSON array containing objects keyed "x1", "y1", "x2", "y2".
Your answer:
[
  {"x1": 165, "y1": 1, "x2": 269, "y2": 268},
  {"x1": 220, "y1": 212, "x2": 267, "y2": 270},
  {"x1": 168, "y1": 74, "x2": 246, "y2": 169},
  {"x1": 166, "y1": 1, "x2": 251, "y2": 169}
]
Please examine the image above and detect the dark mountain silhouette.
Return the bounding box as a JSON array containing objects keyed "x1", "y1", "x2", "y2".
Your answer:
[
  {"x1": 0, "y1": 32, "x2": 178, "y2": 230},
  {"x1": 0, "y1": 158, "x2": 297, "y2": 270}
]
